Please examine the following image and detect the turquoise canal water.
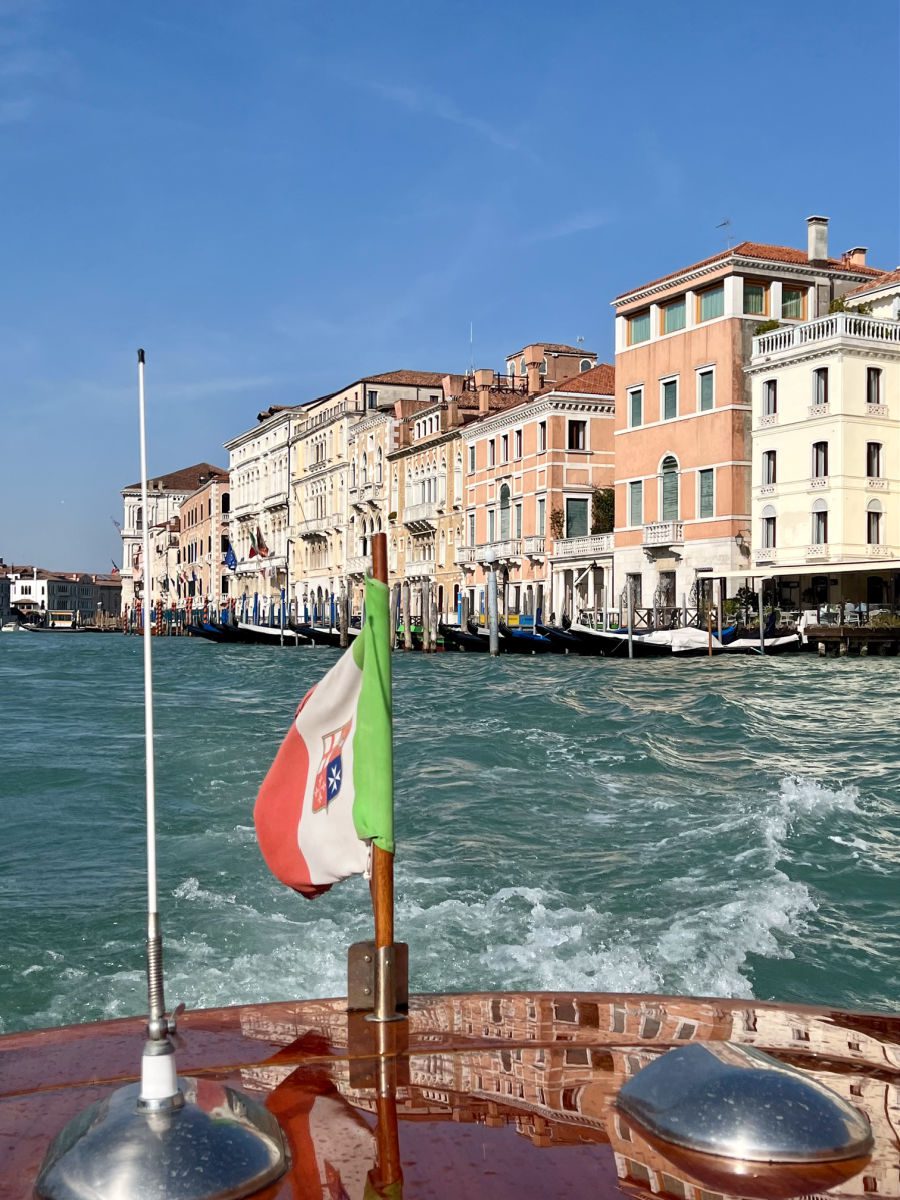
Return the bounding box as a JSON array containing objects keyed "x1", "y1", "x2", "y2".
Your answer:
[{"x1": 1, "y1": 634, "x2": 898, "y2": 1033}]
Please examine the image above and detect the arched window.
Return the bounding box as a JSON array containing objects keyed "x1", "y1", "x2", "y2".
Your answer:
[
  {"x1": 811, "y1": 498, "x2": 828, "y2": 545},
  {"x1": 135, "y1": 505, "x2": 143, "y2": 531},
  {"x1": 499, "y1": 483, "x2": 511, "y2": 539},
  {"x1": 580, "y1": 359, "x2": 592, "y2": 372},
  {"x1": 454, "y1": 453, "x2": 463, "y2": 505},
  {"x1": 661, "y1": 455, "x2": 679, "y2": 521},
  {"x1": 376, "y1": 447, "x2": 383, "y2": 485},
  {"x1": 520, "y1": 357, "x2": 527, "y2": 376},
  {"x1": 867, "y1": 498, "x2": 883, "y2": 545},
  {"x1": 761, "y1": 503, "x2": 776, "y2": 549},
  {"x1": 361, "y1": 452, "x2": 368, "y2": 486},
  {"x1": 350, "y1": 460, "x2": 356, "y2": 488}
]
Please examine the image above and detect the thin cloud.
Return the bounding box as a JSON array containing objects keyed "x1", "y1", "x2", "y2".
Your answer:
[
  {"x1": 0, "y1": 2, "x2": 67, "y2": 126},
  {"x1": 363, "y1": 78, "x2": 522, "y2": 154},
  {"x1": 523, "y1": 209, "x2": 615, "y2": 243}
]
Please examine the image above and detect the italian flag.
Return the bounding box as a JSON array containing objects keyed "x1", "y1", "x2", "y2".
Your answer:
[{"x1": 254, "y1": 576, "x2": 393, "y2": 898}]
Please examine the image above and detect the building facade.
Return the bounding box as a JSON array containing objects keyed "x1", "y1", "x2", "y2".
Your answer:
[
  {"x1": 178, "y1": 471, "x2": 231, "y2": 610},
  {"x1": 748, "y1": 267, "x2": 900, "y2": 611},
  {"x1": 120, "y1": 462, "x2": 225, "y2": 611},
  {"x1": 224, "y1": 406, "x2": 296, "y2": 620},
  {"x1": 611, "y1": 217, "x2": 881, "y2": 618},
  {"x1": 461, "y1": 359, "x2": 616, "y2": 623}
]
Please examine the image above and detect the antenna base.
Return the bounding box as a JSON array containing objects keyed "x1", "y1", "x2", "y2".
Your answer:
[{"x1": 35, "y1": 1077, "x2": 288, "y2": 1200}]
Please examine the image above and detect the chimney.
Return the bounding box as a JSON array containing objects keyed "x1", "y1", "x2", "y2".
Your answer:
[
  {"x1": 474, "y1": 368, "x2": 494, "y2": 415},
  {"x1": 524, "y1": 347, "x2": 543, "y2": 394},
  {"x1": 846, "y1": 246, "x2": 868, "y2": 268},
  {"x1": 807, "y1": 215, "x2": 829, "y2": 262}
]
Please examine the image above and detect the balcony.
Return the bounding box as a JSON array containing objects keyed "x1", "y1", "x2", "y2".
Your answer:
[
  {"x1": 523, "y1": 535, "x2": 546, "y2": 556},
  {"x1": 755, "y1": 547, "x2": 777, "y2": 564},
  {"x1": 753, "y1": 312, "x2": 900, "y2": 361},
  {"x1": 404, "y1": 558, "x2": 435, "y2": 579},
  {"x1": 643, "y1": 522, "x2": 684, "y2": 547},
  {"x1": 810, "y1": 476, "x2": 829, "y2": 490},
  {"x1": 806, "y1": 544, "x2": 829, "y2": 560},
  {"x1": 866, "y1": 403, "x2": 890, "y2": 418},
  {"x1": 477, "y1": 539, "x2": 521, "y2": 563},
  {"x1": 807, "y1": 403, "x2": 830, "y2": 420},
  {"x1": 262, "y1": 492, "x2": 288, "y2": 510},
  {"x1": 552, "y1": 534, "x2": 614, "y2": 559},
  {"x1": 867, "y1": 477, "x2": 889, "y2": 490},
  {"x1": 867, "y1": 544, "x2": 893, "y2": 558},
  {"x1": 346, "y1": 554, "x2": 372, "y2": 576},
  {"x1": 758, "y1": 484, "x2": 776, "y2": 496},
  {"x1": 351, "y1": 482, "x2": 383, "y2": 508},
  {"x1": 758, "y1": 412, "x2": 778, "y2": 428},
  {"x1": 455, "y1": 545, "x2": 476, "y2": 566},
  {"x1": 403, "y1": 500, "x2": 441, "y2": 529},
  {"x1": 290, "y1": 513, "x2": 341, "y2": 538}
]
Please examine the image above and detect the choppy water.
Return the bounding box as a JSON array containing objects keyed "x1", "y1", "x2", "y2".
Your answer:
[{"x1": 0, "y1": 634, "x2": 897, "y2": 1033}]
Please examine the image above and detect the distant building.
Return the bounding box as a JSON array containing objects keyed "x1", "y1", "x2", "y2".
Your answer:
[
  {"x1": 0, "y1": 570, "x2": 10, "y2": 625},
  {"x1": 120, "y1": 462, "x2": 226, "y2": 611},
  {"x1": 178, "y1": 472, "x2": 231, "y2": 610},
  {"x1": 2, "y1": 566, "x2": 121, "y2": 624}
]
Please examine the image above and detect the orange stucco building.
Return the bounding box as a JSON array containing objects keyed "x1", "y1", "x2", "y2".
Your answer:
[{"x1": 612, "y1": 217, "x2": 880, "y2": 616}]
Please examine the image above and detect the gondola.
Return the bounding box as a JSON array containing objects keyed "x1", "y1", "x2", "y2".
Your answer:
[
  {"x1": 535, "y1": 622, "x2": 583, "y2": 653},
  {"x1": 438, "y1": 622, "x2": 490, "y2": 652},
  {"x1": 499, "y1": 621, "x2": 553, "y2": 654}
]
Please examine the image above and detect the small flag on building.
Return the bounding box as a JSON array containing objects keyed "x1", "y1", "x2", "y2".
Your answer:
[
  {"x1": 254, "y1": 574, "x2": 393, "y2": 898},
  {"x1": 224, "y1": 542, "x2": 237, "y2": 570},
  {"x1": 132, "y1": 547, "x2": 143, "y2": 582},
  {"x1": 110, "y1": 560, "x2": 120, "y2": 575},
  {"x1": 248, "y1": 529, "x2": 258, "y2": 558},
  {"x1": 256, "y1": 526, "x2": 270, "y2": 558}
]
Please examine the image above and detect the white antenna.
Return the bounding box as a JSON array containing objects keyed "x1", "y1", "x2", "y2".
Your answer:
[
  {"x1": 468, "y1": 321, "x2": 475, "y2": 375},
  {"x1": 34, "y1": 350, "x2": 288, "y2": 1200}
]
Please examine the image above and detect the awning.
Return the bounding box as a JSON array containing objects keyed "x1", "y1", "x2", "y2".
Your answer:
[{"x1": 719, "y1": 559, "x2": 900, "y2": 582}]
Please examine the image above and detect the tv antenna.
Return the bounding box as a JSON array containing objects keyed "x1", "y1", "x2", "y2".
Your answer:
[
  {"x1": 717, "y1": 218, "x2": 733, "y2": 249},
  {"x1": 35, "y1": 350, "x2": 288, "y2": 1200}
]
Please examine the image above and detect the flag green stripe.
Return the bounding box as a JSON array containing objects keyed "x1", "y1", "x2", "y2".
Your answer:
[{"x1": 351, "y1": 577, "x2": 394, "y2": 852}]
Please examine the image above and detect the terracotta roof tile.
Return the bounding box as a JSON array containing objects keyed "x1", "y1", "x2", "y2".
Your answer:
[
  {"x1": 123, "y1": 462, "x2": 226, "y2": 494},
  {"x1": 617, "y1": 241, "x2": 883, "y2": 301},
  {"x1": 550, "y1": 362, "x2": 615, "y2": 396},
  {"x1": 363, "y1": 370, "x2": 446, "y2": 387},
  {"x1": 846, "y1": 267, "x2": 900, "y2": 297}
]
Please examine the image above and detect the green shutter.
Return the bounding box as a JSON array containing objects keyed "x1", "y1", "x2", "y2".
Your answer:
[
  {"x1": 699, "y1": 469, "x2": 714, "y2": 519},
  {"x1": 663, "y1": 380, "x2": 677, "y2": 420},
  {"x1": 700, "y1": 371, "x2": 714, "y2": 411},
  {"x1": 662, "y1": 465, "x2": 679, "y2": 520},
  {"x1": 629, "y1": 481, "x2": 643, "y2": 526}
]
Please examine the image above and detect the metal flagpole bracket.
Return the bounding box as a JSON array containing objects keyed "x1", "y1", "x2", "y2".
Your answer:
[{"x1": 347, "y1": 940, "x2": 408, "y2": 1016}]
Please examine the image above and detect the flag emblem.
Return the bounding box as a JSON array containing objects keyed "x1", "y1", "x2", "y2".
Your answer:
[{"x1": 313, "y1": 721, "x2": 352, "y2": 812}]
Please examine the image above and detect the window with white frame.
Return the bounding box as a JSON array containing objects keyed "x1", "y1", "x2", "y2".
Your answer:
[
  {"x1": 698, "y1": 368, "x2": 714, "y2": 412},
  {"x1": 867, "y1": 500, "x2": 883, "y2": 545},
  {"x1": 628, "y1": 480, "x2": 643, "y2": 526},
  {"x1": 628, "y1": 387, "x2": 643, "y2": 428},
  {"x1": 488, "y1": 510, "x2": 495, "y2": 541},
  {"x1": 867, "y1": 367, "x2": 883, "y2": 406},
  {"x1": 515, "y1": 503, "x2": 522, "y2": 538},
  {"x1": 763, "y1": 379, "x2": 777, "y2": 416},
  {"x1": 761, "y1": 505, "x2": 776, "y2": 548},
  {"x1": 661, "y1": 377, "x2": 678, "y2": 421},
  {"x1": 782, "y1": 287, "x2": 805, "y2": 320},
  {"x1": 812, "y1": 441, "x2": 828, "y2": 480},
  {"x1": 579, "y1": 359, "x2": 592, "y2": 372},
  {"x1": 568, "y1": 420, "x2": 587, "y2": 450},
  {"x1": 468, "y1": 511, "x2": 475, "y2": 546},
  {"x1": 743, "y1": 281, "x2": 767, "y2": 315},
  {"x1": 811, "y1": 499, "x2": 828, "y2": 545},
  {"x1": 763, "y1": 450, "x2": 777, "y2": 485},
  {"x1": 628, "y1": 310, "x2": 651, "y2": 345},
  {"x1": 537, "y1": 496, "x2": 546, "y2": 535},
  {"x1": 468, "y1": 444, "x2": 476, "y2": 472},
  {"x1": 488, "y1": 439, "x2": 496, "y2": 467},
  {"x1": 813, "y1": 367, "x2": 828, "y2": 407},
  {"x1": 867, "y1": 442, "x2": 882, "y2": 478},
  {"x1": 514, "y1": 429, "x2": 522, "y2": 459},
  {"x1": 565, "y1": 497, "x2": 589, "y2": 538},
  {"x1": 660, "y1": 456, "x2": 679, "y2": 520},
  {"x1": 698, "y1": 468, "x2": 714, "y2": 519},
  {"x1": 538, "y1": 420, "x2": 547, "y2": 451},
  {"x1": 661, "y1": 297, "x2": 686, "y2": 334},
  {"x1": 501, "y1": 433, "x2": 509, "y2": 462}
]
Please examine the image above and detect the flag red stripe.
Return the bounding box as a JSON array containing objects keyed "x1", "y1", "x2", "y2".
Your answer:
[{"x1": 254, "y1": 724, "x2": 324, "y2": 896}]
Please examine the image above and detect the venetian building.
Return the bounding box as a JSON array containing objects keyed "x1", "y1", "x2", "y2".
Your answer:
[
  {"x1": 748, "y1": 266, "x2": 900, "y2": 614},
  {"x1": 289, "y1": 371, "x2": 445, "y2": 621},
  {"x1": 612, "y1": 216, "x2": 881, "y2": 620},
  {"x1": 460, "y1": 348, "x2": 615, "y2": 624},
  {"x1": 177, "y1": 470, "x2": 230, "y2": 610},
  {"x1": 224, "y1": 406, "x2": 296, "y2": 618},
  {"x1": 120, "y1": 462, "x2": 225, "y2": 611}
]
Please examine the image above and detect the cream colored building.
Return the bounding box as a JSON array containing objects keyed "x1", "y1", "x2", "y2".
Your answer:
[
  {"x1": 224, "y1": 406, "x2": 296, "y2": 620},
  {"x1": 289, "y1": 371, "x2": 445, "y2": 622},
  {"x1": 120, "y1": 462, "x2": 225, "y2": 611},
  {"x1": 749, "y1": 267, "x2": 900, "y2": 610}
]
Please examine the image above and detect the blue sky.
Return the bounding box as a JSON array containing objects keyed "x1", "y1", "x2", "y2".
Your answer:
[{"x1": 1, "y1": 0, "x2": 897, "y2": 572}]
